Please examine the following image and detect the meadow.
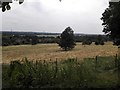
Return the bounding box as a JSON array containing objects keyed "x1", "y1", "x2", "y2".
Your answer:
[
  {"x1": 2, "y1": 42, "x2": 120, "y2": 88},
  {"x1": 2, "y1": 42, "x2": 118, "y2": 63}
]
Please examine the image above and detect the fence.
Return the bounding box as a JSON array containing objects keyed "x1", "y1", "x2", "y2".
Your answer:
[{"x1": 2, "y1": 55, "x2": 120, "y2": 88}]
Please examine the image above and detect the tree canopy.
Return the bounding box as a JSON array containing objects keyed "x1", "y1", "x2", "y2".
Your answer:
[
  {"x1": 0, "y1": 0, "x2": 24, "y2": 12},
  {"x1": 58, "y1": 27, "x2": 76, "y2": 51},
  {"x1": 101, "y1": 1, "x2": 120, "y2": 45}
]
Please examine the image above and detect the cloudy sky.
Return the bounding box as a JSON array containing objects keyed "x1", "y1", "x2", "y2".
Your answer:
[{"x1": 2, "y1": 0, "x2": 109, "y2": 34}]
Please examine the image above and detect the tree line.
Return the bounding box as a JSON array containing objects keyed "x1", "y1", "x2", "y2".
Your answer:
[
  {"x1": 2, "y1": 34, "x2": 58, "y2": 46},
  {"x1": 2, "y1": 27, "x2": 110, "y2": 48}
]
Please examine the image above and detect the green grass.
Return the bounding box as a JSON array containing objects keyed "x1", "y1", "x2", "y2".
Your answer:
[{"x1": 2, "y1": 56, "x2": 120, "y2": 88}]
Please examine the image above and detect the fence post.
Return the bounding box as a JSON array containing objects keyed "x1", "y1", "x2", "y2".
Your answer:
[
  {"x1": 75, "y1": 57, "x2": 77, "y2": 62},
  {"x1": 115, "y1": 54, "x2": 118, "y2": 67},
  {"x1": 54, "y1": 59, "x2": 58, "y2": 78},
  {"x1": 118, "y1": 46, "x2": 120, "y2": 57},
  {"x1": 43, "y1": 60, "x2": 46, "y2": 64},
  {"x1": 95, "y1": 56, "x2": 98, "y2": 70}
]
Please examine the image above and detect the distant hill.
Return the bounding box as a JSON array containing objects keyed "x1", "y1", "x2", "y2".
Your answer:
[
  {"x1": 1, "y1": 31, "x2": 60, "y2": 36},
  {"x1": 1, "y1": 31, "x2": 103, "y2": 37}
]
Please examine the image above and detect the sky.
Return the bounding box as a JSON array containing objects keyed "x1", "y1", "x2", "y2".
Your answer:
[{"x1": 2, "y1": 0, "x2": 109, "y2": 34}]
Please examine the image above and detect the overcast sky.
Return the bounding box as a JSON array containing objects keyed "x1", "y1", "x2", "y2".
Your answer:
[{"x1": 2, "y1": 0, "x2": 109, "y2": 34}]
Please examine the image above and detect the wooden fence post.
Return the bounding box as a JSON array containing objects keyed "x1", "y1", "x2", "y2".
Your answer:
[
  {"x1": 43, "y1": 60, "x2": 46, "y2": 64},
  {"x1": 118, "y1": 46, "x2": 120, "y2": 57},
  {"x1": 75, "y1": 57, "x2": 77, "y2": 62},
  {"x1": 115, "y1": 54, "x2": 118, "y2": 67},
  {"x1": 54, "y1": 59, "x2": 58, "y2": 78},
  {"x1": 95, "y1": 56, "x2": 98, "y2": 70}
]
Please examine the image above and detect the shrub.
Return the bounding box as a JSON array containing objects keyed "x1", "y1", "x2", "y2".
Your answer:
[
  {"x1": 95, "y1": 41, "x2": 104, "y2": 45},
  {"x1": 82, "y1": 40, "x2": 92, "y2": 45}
]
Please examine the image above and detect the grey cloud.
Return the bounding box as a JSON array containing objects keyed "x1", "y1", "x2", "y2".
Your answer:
[{"x1": 2, "y1": 0, "x2": 109, "y2": 34}]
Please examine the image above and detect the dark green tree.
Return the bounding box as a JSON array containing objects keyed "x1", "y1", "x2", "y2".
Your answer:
[
  {"x1": 101, "y1": 1, "x2": 120, "y2": 45},
  {"x1": 58, "y1": 27, "x2": 76, "y2": 51}
]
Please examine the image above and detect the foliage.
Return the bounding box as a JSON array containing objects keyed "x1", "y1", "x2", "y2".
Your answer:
[
  {"x1": 0, "y1": 0, "x2": 62, "y2": 12},
  {"x1": 95, "y1": 41, "x2": 104, "y2": 45},
  {"x1": 95, "y1": 35, "x2": 105, "y2": 45},
  {"x1": 31, "y1": 36, "x2": 39, "y2": 45},
  {"x1": 58, "y1": 27, "x2": 76, "y2": 51},
  {"x1": 113, "y1": 39, "x2": 120, "y2": 46},
  {"x1": 2, "y1": 31, "x2": 111, "y2": 46},
  {"x1": 2, "y1": 34, "x2": 39, "y2": 46},
  {"x1": 2, "y1": 56, "x2": 119, "y2": 88},
  {"x1": 101, "y1": 2, "x2": 120, "y2": 45},
  {"x1": 75, "y1": 35, "x2": 110, "y2": 43},
  {"x1": 82, "y1": 39, "x2": 92, "y2": 45},
  {"x1": 0, "y1": 0, "x2": 24, "y2": 12}
]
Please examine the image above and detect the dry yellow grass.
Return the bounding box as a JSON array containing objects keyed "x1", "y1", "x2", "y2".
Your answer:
[{"x1": 2, "y1": 42, "x2": 118, "y2": 63}]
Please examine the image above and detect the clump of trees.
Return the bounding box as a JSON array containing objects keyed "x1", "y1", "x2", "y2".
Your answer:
[
  {"x1": 2, "y1": 35, "x2": 39, "y2": 46},
  {"x1": 81, "y1": 35, "x2": 105, "y2": 45},
  {"x1": 58, "y1": 27, "x2": 76, "y2": 51},
  {"x1": 2, "y1": 33, "x2": 60, "y2": 46}
]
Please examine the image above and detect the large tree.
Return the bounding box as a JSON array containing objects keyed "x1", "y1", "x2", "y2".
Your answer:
[
  {"x1": 101, "y1": 1, "x2": 120, "y2": 45},
  {"x1": 58, "y1": 27, "x2": 76, "y2": 51}
]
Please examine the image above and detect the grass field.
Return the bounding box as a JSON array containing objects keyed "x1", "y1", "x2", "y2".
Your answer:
[{"x1": 2, "y1": 42, "x2": 118, "y2": 63}]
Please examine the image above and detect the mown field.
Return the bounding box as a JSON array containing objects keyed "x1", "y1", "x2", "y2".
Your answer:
[{"x1": 2, "y1": 42, "x2": 118, "y2": 63}]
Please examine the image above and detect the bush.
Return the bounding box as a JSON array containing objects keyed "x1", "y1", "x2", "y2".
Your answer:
[
  {"x1": 113, "y1": 39, "x2": 120, "y2": 46},
  {"x1": 95, "y1": 41, "x2": 104, "y2": 45},
  {"x1": 82, "y1": 40, "x2": 92, "y2": 45}
]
